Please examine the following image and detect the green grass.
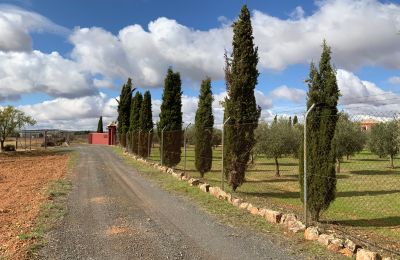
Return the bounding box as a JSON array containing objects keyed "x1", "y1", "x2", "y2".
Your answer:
[
  {"x1": 22, "y1": 151, "x2": 76, "y2": 259},
  {"x1": 113, "y1": 146, "x2": 347, "y2": 259},
  {"x1": 142, "y1": 145, "x2": 400, "y2": 249}
]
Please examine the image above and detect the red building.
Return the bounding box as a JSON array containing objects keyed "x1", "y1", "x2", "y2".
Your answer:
[
  {"x1": 88, "y1": 122, "x2": 117, "y2": 145},
  {"x1": 360, "y1": 119, "x2": 378, "y2": 131}
]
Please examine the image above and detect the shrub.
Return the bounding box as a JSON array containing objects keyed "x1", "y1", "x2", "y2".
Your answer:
[{"x1": 3, "y1": 144, "x2": 15, "y2": 151}]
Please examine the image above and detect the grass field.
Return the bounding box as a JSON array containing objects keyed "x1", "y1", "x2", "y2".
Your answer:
[{"x1": 144, "y1": 145, "x2": 400, "y2": 253}]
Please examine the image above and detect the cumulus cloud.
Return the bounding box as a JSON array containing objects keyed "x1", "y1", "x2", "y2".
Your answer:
[
  {"x1": 270, "y1": 85, "x2": 306, "y2": 102},
  {"x1": 0, "y1": 4, "x2": 69, "y2": 52},
  {"x1": 0, "y1": 50, "x2": 97, "y2": 101}
]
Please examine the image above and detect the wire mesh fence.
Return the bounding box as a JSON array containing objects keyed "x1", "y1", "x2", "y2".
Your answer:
[
  {"x1": 2, "y1": 129, "x2": 87, "y2": 151},
  {"x1": 122, "y1": 109, "x2": 400, "y2": 256}
]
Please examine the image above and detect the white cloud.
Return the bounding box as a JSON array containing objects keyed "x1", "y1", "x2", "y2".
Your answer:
[
  {"x1": 19, "y1": 93, "x2": 118, "y2": 130},
  {"x1": 0, "y1": 4, "x2": 69, "y2": 52},
  {"x1": 388, "y1": 76, "x2": 400, "y2": 85},
  {"x1": 270, "y1": 85, "x2": 306, "y2": 102},
  {"x1": 0, "y1": 50, "x2": 97, "y2": 101},
  {"x1": 337, "y1": 69, "x2": 400, "y2": 118},
  {"x1": 337, "y1": 69, "x2": 399, "y2": 106},
  {"x1": 66, "y1": 0, "x2": 400, "y2": 88},
  {"x1": 70, "y1": 19, "x2": 231, "y2": 87},
  {"x1": 254, "y1": 0, "x2": 400, "y2": 71}
]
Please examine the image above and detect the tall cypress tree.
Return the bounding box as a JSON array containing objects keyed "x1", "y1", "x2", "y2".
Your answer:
[
  {"x1": 299, "y1": 40, "x2": 340, "y2": 221},
  {"x1": 117, "y1": 78, "x2": 133, "y2": 147},
  {"x1": 139, "y1": 91, "x2": 154, "y2": 157},
  {"x1": 157, "y1": 68, "x2": 183, "y2": 167},
  {"x1": 293, "y1": 115, "x2": 298, "y2": 125},
  {"x1": 129, "y1": 91, "x2": 143, "y2": 153},
  {"x1": 97, "y1": 116, "x2": 103, "y2": 133},
  {"x1": 224, "y1": 5, "x2": 261, "y2": 191},
  {"x1": 195, "y1": 77, "x2": 214, "y2": 177}
]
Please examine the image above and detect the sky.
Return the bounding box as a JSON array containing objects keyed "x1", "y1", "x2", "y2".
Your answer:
[{"x1": 1, "y1": 0, "x2": 400, "y2": 130}]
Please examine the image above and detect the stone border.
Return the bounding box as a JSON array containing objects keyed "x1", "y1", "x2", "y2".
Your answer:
[{"x1": 124, "y1": 152, "x2": 395, "y2": 260}]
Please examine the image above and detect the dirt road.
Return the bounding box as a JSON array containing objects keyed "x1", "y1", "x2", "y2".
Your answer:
[{"x1": 41, "y1": 145, "x2": 300, "y2": 260}]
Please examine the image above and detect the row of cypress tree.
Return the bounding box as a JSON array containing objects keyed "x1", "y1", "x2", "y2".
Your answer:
[
  {"x1": 115, "y1": 4, "x2": 340, "y2": 222},
  {"x1": 117, "y1": 78, "x2": 154, "y2": 157}
]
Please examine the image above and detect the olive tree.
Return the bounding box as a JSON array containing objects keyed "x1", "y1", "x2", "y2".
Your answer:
[
  {"x1": 0, "y1": 106, "x2": 36, "y2": 151},
  {"x1": 255, "y1": 118, "x2": 301, "y2": 176}
]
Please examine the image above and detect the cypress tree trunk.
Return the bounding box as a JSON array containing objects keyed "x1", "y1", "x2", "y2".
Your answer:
[{"x1": 224, "y1": 5, "x2": 260, "y2": 191}]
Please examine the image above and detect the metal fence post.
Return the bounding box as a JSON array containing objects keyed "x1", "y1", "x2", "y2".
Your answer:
[
  {"x1": 183, "y1": 123, "x2": 192, "y2": 176},
  {"x1": 148, "y1": 129, "x2": 153, "y2": 159},
  {"x1": 221, "y1": 117, "x2": 230, "y2": 191},
  {"x1": 161, "y1": 126, "x2": 167, "y2": 166},
  {"x1": 44, "y1": 130, "x2": 47, "y2": 149},
  {"x1": 304, "y1": 103, "x2": 315, "y2": 227}
]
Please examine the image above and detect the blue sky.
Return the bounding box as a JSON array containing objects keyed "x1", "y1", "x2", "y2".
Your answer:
[{"x1": 1, "y1": 0, "x2": 400, "y2": 129}]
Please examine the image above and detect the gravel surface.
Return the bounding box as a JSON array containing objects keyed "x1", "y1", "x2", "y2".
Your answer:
[{"x1": 41, "y1": 145, "x2": 301, "y2": 260}]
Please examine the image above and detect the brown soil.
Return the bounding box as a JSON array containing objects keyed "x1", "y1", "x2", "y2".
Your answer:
[
  {"x1": 105, "y1": 226, "x2": 131, "y2": 236},
  {"x1": 90, "y1": 196, "x2": 109, "y2": 204},
  {"x1": 0, "y1": 150, "x2": 69, "y2": 259}
]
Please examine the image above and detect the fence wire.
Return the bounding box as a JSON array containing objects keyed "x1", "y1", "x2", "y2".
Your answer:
[{"x1": 122, "y1": 110, "x2": 400, "y2": 256}]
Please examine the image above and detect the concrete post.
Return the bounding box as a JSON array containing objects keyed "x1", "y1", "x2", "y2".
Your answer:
[
  {"x1": 221, "y1": 117, "x2": 230, "y2": 191},
  {"x1": 148, "y1": 129, "x2": 153, "y2": 159},
  {"x1": 304, "y1": 103, "x2": 315, "y2": 227},
  {"x1": 183, "y1": 123, "x2": 192, "y2": 177},
  {"x1": 161, "y1": 126, "x2": 167, "y2": 166}
]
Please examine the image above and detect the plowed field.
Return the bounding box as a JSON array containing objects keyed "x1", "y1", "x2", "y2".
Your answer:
[{"x1": 0, "y1": 150, "x2": 69, "y2": 259}]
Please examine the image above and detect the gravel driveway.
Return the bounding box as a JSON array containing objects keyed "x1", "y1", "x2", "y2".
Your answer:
[{"x1": 41, "y1": 145, "x2": 300, "y2": 260}]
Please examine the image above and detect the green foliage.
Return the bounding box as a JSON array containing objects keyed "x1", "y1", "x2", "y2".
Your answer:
[
  {"x1": 117, "y1": 78, "x2": 133, "y2": 147},
  {"x1": 0, "y1": 106, "x2": 36, "y2": 151},
  {"x1": 97, "y1": 116, "x2": 103, "y2": 133},
  {"x1": 157, "y1": 68, "x2": 183, "y2": 167},
  {"x1": 224, "y1": 5, "x2": 261, "y2": 191},
  {"x1": 138, "y1": 91, "x2": 154, "y2": 157},
  {"x1": 334, "y1": 113, "x2": 366, "y2": 161},
  {"x1": 195, "y1": 77, "x2": 214, "y2": 177},
  {"x1": 299, "y1": 41, "x2": 340, "y2": 221},
  {"x1": 212, "y1": 128, "x2": 222, "y2": 148},
  {"x1": 368, "y1": 120, "x2": 400, "y2": 168},
  {"x1": 130, "y1": 92, "x2": 143, "y2": 132},
  {"x1": 129, "y1": 91, "x2": 143, "y2": 154},
  {"x1": 255, "y1": 119, "x2": 301, "y2": 176}
]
